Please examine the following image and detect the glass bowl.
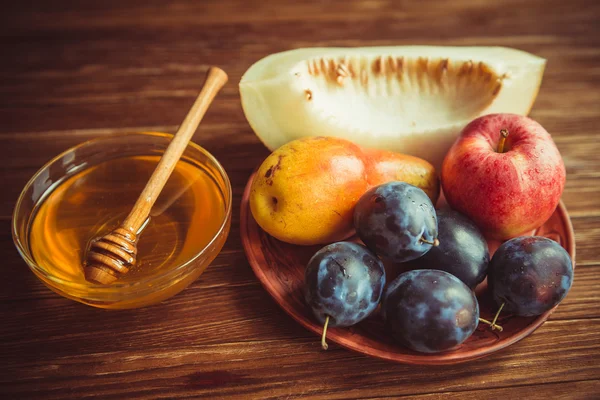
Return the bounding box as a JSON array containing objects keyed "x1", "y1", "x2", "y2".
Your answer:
[{"x1": 12, "y1": 132, "x2": 232, "y2": 309}]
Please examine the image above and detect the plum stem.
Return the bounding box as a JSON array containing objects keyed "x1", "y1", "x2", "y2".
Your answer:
[
  {"x1": 492, "y1": 302, "x2": 505, "y2": 327},
  {"x1": 321, "y1": 315, "x2": 330, "y2": 350},
  {"x1": 478, "y1": 317, "x2": 503, "y2": 332},
  {"x1": 420, "y1": 237, "x2": 440, "y2": 246},
  {"x1": 479, "y1": 302, "x2": 505, "y2": 332},
  {"x1": 497, "y1": 129, "x2": 509, "y2": 153}
]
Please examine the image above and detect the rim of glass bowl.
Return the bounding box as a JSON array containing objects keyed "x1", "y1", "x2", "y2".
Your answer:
[{"x1": 12, "y1": 132, "x2": 232, "y2": 299}]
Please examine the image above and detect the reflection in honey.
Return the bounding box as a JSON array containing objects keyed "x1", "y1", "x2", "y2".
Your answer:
[{"x1": 29, "y1": 155, "x2": 226, "y2": 288}]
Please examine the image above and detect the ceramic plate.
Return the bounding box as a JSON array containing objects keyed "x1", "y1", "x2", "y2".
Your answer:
[{"x1": 240, "y1": 173, "x2": 576, "y2": 365}]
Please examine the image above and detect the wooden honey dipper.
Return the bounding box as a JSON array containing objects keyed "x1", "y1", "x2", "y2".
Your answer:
[{"x1": 83, "y1": 67, "x2": 228, "y2": 285}]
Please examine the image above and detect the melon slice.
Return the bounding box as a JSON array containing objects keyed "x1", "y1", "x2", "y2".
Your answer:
[{"x1": 239, "y1": 46, "x2": 546, "y2": 167}]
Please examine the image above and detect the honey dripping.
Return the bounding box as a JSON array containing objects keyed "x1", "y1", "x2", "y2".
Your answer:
[{"x1": 29, "y1": 155, "x2": 226, "y2": 286}]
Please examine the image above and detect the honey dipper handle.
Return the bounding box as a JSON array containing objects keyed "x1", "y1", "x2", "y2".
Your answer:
[{"x1": 122, "y1": 67, "x2": 228, "y2": 233}]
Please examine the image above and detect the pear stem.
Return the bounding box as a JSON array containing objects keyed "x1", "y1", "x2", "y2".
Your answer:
[
  {"x1": 420, "y1": 237, "x2": 440, "y2": 246},
  {"x1": 321, "y1": 315, "x2": 330, "y2": 350},
  {"x1": 497, "y1": 129, "x2": 509, "y2": 153}
]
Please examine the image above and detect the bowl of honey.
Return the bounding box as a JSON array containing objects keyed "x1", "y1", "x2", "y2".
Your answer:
[{"x1": 12, "y1": 132, "x2": 232, "y2": 309}]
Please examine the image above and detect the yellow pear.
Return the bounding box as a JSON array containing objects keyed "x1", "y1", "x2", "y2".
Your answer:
[{"x1": 249, "y1": 136, "x2": 438, "y2": 245}]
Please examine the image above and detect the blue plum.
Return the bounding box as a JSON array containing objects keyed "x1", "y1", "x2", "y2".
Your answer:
[
  {"x1": 383, "y1": 269, "x2": 479, "y2": 353},
  {"x1": 354, "y1": 182, "x2": 438, "y2": 263},
  {"x1": 404, "y1": 209, "x2": 489, "y2": 289},
  {"x1": 304, "y1": 242, "x2": 386, "y2": 340},
  {"x1": 488, "y1": 236, "x2": 573, "y2": 317}
]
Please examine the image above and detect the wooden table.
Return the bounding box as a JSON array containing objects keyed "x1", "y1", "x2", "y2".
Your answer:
[{"x1": 2, "y1": 1, "x2": 599, "y2": 398}]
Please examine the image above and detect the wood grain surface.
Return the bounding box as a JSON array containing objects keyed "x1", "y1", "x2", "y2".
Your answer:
[{"x1": 1, "y1": 0, "x2": 599, "y2": 398}]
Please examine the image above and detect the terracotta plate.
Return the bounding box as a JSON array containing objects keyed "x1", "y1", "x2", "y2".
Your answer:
[{"x1": 240, "y1": 173, "x2": 576, "y2": 365}]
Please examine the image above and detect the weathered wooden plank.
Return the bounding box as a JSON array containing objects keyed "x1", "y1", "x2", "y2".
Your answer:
[
  {"x1": 4, "y1": 0, "x2": 598, "y2": 32},
  {"x1": 572, "y1": 216, "x2": 600, "y2": 265},
  {"x1": 2, "y1": 130, "x2": 598, "y2": 219},
  {"x1": 1, "y1": 319, "x2": 599, "y2": 399},
  {"x1": 367, "y1": 379, "x2": 600, "y2": 400}
]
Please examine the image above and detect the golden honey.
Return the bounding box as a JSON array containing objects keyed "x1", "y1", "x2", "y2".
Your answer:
[{"x1": 27, "y1": 153, "x2": 228, "y2": 307}]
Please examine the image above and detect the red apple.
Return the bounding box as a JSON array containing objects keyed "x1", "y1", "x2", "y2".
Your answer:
[{"x1": 441, "y1": 114, "x2": 565, "y2": 240}]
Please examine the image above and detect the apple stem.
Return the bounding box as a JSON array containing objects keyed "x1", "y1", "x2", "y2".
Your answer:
[
  {"x1": 321, "y1": 315, "x2": 330, "y2": 350},
  {"x1": 479, "y1": 302, "x2": 505, "y2": 332},
  {"x1": 420, "y1": 237, "x2": 440, "y2": 246},
  {"x1": 497, "y1": 129, "x2": 509, "y2": 153}
]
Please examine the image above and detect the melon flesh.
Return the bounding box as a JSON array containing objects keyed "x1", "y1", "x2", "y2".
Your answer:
[{"x1": 239, "y1": 46, "x2": 546, "y2": 168}]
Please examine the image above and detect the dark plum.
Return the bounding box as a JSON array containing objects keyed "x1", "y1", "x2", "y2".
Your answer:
[
  {"x1": 404, "y1": 209, "x2": 489, "y2": 289},
  {"x1": 304, "y1": 241, "x2": 386, "y2": 349},
  {"x1": 383, "y1": 269, "x2": 479, "y2": 353},
  {"x1": 488, "y1": 236, "x2": 573, "y2": 317},
  {"x1": 354, "y1": 182, "x2": 438, "y2": 263}
]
